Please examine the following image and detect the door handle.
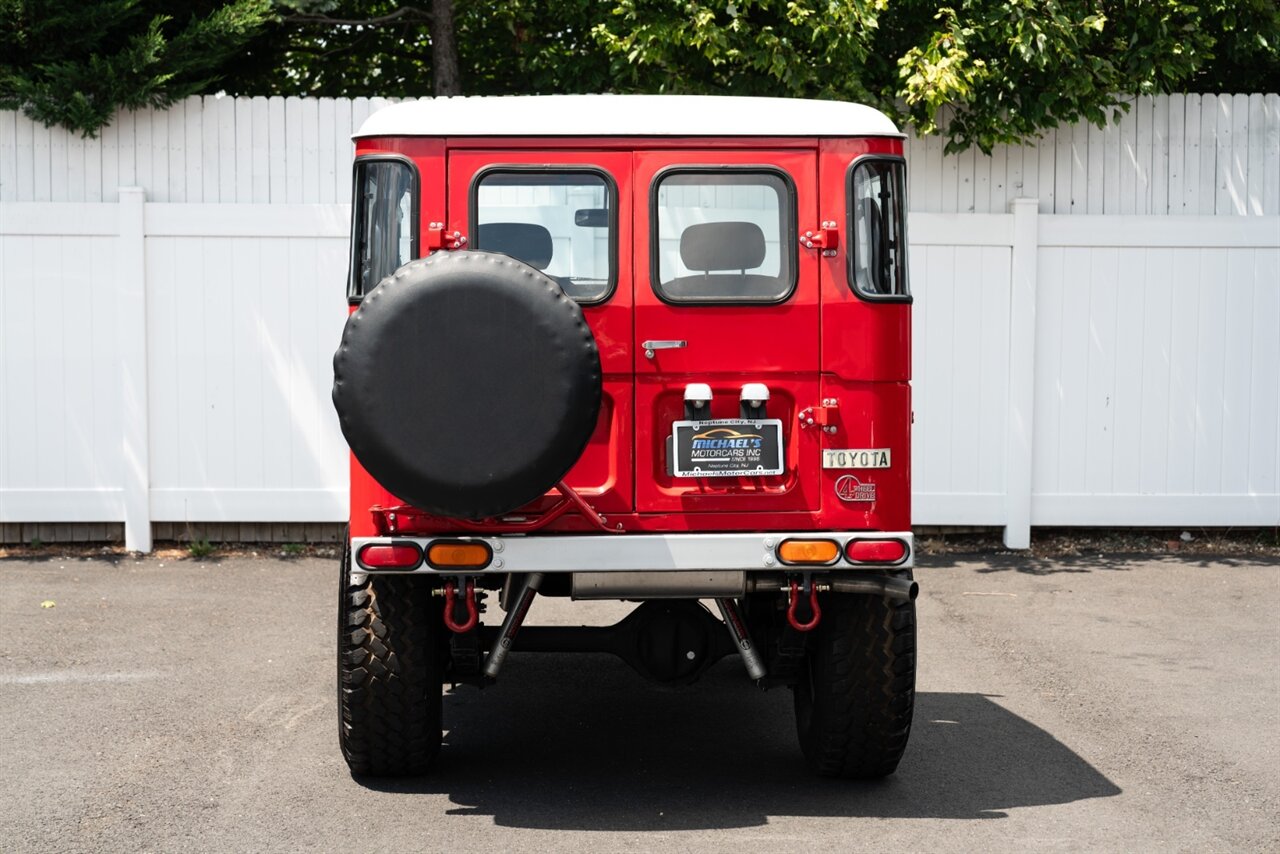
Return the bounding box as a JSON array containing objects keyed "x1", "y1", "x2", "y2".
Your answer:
[{"x1": 642, "y1": 340, "x2": 687, "y2": 359}]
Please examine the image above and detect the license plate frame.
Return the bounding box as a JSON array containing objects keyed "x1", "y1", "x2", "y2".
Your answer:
[{"x1": 671, "y1": 418, "x2": 784, "y2": 478}]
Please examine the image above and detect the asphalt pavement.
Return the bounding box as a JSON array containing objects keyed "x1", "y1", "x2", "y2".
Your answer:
[{"x1": 1, "y1": 551, "x2": 1277, "y2": 852}]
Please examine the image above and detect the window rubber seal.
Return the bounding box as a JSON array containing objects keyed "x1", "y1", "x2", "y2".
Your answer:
[
  {"x1": 647, "y1": 164, "x2": 799, "y2": 307},
  {"x1": 466, "y1": 164, "x2": 619, "y2": 306},
  {"x1": 846, "y1": 153, "x2": 911, "y2": 304},
  {"x1": 348, "y1": 153, "x2": 421, "y2": 306}
]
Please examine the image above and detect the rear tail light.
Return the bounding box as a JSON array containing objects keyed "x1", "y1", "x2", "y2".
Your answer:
[
  {"x1": 358, "y1": 542, "x2": 423, "y2": 570},
  {"x1": 425, "y1": 541, "x2": 493, "y2": 569},
  {"x1": 845, "y1": 538, "x2": 908, "y2": 565},
  {"x1": 776, "y1": 538, "x2": 841, "y2": 566}
]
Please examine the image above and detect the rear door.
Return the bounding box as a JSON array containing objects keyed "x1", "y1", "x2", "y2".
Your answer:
[
  {"x1": 633, "y1": 148, "x2": 822, "y2": 514},
  {"x1": 447, "y1": 150, "x2": 634, "y2": 514}
]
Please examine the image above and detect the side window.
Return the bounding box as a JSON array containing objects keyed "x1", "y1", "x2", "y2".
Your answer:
[
  {"x1": 651, "y1": 169, "x2": 795, "y2": 303},
  {"x1": 472, "y1": 170, "x2": 615, "y2": 303},
  {"x1": 349, "y1": 158, "x2": 416, "y2": 300},
  {"x1": 849, "y1": 157, "x2": 908, "y2": 299}
]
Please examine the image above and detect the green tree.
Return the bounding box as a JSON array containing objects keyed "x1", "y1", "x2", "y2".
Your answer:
[
  {"x1": 221, "y1": 2, "x2": 443, "y2": 97},
  {"x1": 218, "y1": 1, "x2": 615, "y2": 99},
  {"x1": 1189, "y1": 1, "x2": 1280, "y2": 92},
  {"x1": 591, "y1": 0, "x2": 1280, "y2": 152},
  {"x1": 0, "y1": 0, "x2": 275, "y2": 136}
]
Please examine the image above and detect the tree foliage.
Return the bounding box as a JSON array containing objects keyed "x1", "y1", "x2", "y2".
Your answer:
[
  {"x1": 217, "y1": 1, "x2": 616, "y2": 98},
  {"x1": 0, "y1": 0, "x2": 275, "y2": 136},
  {"x1": 588, "y1": 0, "x2": 1280, "y2": 151},
  {"x1": 5, "y1": 0, "x2": 1278, "y2": 151}
]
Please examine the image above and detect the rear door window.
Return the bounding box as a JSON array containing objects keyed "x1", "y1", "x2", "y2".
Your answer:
[
  {"x1": 651, "y1": 169, "x2": 795, "y2": 303},
  {"x1": 349, "y1": 157, "x2": 417, "y2": 299},
  {"x1": 849, "y1": 157, "x2": 908, "y2": 299},
  {"x1": 471, "y1": 169, "x2": 615, "y2": 303}
]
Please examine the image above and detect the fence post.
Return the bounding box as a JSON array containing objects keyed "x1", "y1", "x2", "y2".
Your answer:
[
  {"x1": 1004, "y1": 198, "x2": 1039, "y2": 549},
  {"x1": 117, "y1": 187, "x2": 152, "y2": 552}
]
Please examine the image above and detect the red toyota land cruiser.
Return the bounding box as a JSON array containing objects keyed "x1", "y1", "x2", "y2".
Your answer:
[{"x1": 332, "y1": 95, "x2": 915, "y2": 779}]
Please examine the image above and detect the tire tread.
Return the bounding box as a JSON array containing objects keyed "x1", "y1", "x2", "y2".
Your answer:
[
  {"x1": 794, "y1": 573, "x2": 916, "y2": 778},
  {"x1": 337, "y1": 544, "x2": 443, "y2": 776}
]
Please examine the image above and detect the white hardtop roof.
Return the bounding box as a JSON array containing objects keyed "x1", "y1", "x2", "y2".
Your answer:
[{"x1": 353, "y1": 95, "x2": 900, "y2": 139}]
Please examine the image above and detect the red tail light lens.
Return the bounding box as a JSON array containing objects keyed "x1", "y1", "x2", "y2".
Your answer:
[
  {"x1": 358, "y1": 543, "x2": 423, "y2": 570},
  {"x1": 845, "y1": 538, "x2": 908, "y2": 564}
]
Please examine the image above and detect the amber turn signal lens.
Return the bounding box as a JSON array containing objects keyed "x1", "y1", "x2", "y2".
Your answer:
[
  {"x1": 777, "y1": 539, "x2": 841, "y2": 565},
  {"x1": 358, "y1": 543, "x2": 422, "y2": 569},
  {"x1": 426, "y1": 541, "x2": 492, "y2": 569},
  {"x1": 845, "y1": 538, "x2": 907, "y2": 564}
]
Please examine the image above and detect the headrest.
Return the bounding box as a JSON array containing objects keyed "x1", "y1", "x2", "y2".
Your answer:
[
  {"x1": 679, "y1": 221, "x2": 766, "y2": 272},
  {"x1": 478, "y1": 222, "x2": 553, "y2": 270}
]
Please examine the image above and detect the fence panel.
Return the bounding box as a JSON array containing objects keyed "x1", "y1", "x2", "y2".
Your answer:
[
  {"x1": 0, "y1": 211, "x2": 123, "y2": 521},
  {"x1": 1030, "y1": 218, "x2": 1280, "y2": 524},
  {"x1": 909, "y1": 215, "x2": 1015, "y2": 525},
  {"x1": 141, "y1": 205, "x2": 351, "y2": 524}
]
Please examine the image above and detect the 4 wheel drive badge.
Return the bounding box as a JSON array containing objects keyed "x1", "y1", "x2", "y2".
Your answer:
[{"x1": 834, "y1": 474, "x2": 876, "y2": 502}]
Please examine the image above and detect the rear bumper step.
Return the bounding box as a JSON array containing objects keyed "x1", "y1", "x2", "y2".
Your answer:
[{"x1": 350, "y1": 531, "x2": 913, "y2": 574}]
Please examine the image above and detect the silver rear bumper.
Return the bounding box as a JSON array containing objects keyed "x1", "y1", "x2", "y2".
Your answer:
[{"x1": 351, "y1": 531, "x2": 913, "y2": 574}]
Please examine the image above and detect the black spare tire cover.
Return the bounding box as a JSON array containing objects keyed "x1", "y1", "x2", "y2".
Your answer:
[{"x1": 332, "y1": 251, "x2": 602, "y2": 519}]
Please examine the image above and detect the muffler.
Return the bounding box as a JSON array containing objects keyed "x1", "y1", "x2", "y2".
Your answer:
[{"x1": 571, "y1": 570, "x2": 745, "y2": 600}]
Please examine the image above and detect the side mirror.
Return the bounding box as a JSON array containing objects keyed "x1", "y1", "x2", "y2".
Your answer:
[{"x1": 574, "y1": 208, "x2": 609, "y2": 228}]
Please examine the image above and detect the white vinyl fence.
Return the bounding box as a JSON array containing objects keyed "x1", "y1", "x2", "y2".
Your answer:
[
  {"x1": 911, "y1": 207, "x2": 1279, "y2": 542},
  {"x1": 1, "y1": 94, "x2": 1278, "y2": 551}
]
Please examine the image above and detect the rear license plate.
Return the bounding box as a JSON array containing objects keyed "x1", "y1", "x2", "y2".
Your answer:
[{"x1": 671, "y1": 419, "x2": 784, "y2": 478}]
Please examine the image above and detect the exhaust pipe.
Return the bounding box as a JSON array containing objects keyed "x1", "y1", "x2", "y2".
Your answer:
[
  {"x1": 829, "y1": 575, "x2": 918, "y2": 602},
  {"x1": 746, "y1": 573, "x2": 918, "y2": 603},
  {"x1": 482, "y1": 572, "x2": 544, "y2": 678},
  {"x1": 714, "y1": 597, "x2": 767, "y2": 680}
]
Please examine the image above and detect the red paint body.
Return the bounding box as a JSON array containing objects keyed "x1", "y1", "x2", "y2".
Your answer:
[{"x1": 347, "y1": 135, "x2": 910, "y2": 537}]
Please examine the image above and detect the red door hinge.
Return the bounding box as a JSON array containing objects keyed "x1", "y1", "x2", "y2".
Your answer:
[
  {"x1": 799, "y1": 398, "x2": 839, "y2": 433},
  {"x1": 800, "y1": 221, "x2": 839, "y2": 256},
  {"x1": 425, "y1": 221, "x2": 467, "y2": 251}
]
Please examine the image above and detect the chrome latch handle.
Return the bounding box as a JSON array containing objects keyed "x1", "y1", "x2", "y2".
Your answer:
[{"x1": 642, "y1": 340, "x2": 687, "y2": 359}]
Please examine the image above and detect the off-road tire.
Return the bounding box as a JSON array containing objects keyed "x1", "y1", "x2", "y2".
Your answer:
[
  {"x1": 793, "y1": 572, "x2": 916, "y2": 778},
  {"x1": 337, "y1": 541, "x2": 445, "y2": 776}
]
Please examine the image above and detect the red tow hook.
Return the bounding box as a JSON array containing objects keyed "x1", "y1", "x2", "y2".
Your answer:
[
  {"x1": 443, "y1": 578, "x2": 479, "y2": 633},
  {"x1": 787, "y1": 580, "x2": 822, "y2": 632}
]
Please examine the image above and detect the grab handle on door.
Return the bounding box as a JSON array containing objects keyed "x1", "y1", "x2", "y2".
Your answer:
[{"x1": 642, "y1": 340, "x2": 687, "y2": 359}]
